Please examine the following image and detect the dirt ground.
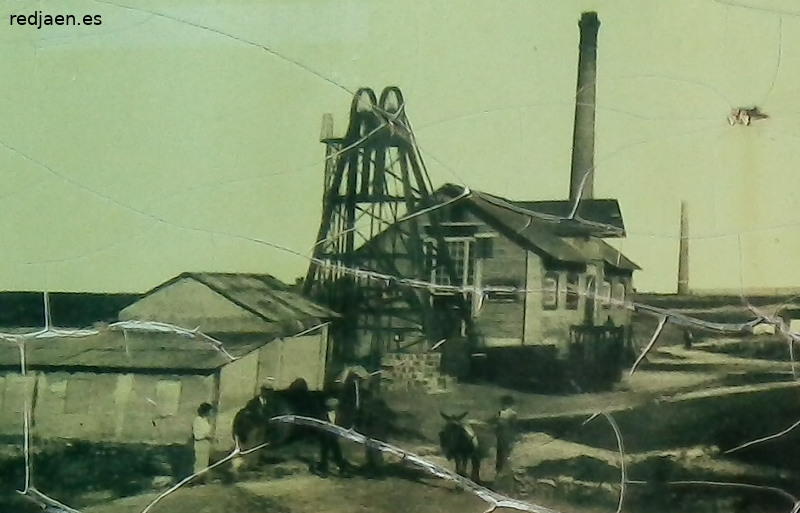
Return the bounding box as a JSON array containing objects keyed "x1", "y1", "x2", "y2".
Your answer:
[
  {"x1": 80, "y1": 342, "x2": 797, "y2": 513},
  {"x1": 83, "y1": 472, "x2": 613, "y2": 513},
  {"x1": 381, "y1": 367, "x2": 724, "y2": 447}
]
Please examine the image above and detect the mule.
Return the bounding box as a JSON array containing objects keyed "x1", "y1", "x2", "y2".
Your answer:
[
  {"x1": 438, "y1": 411, "x2": 483, "y2": 483},
  {"x1": 231, "y1": 379, "x2": 337, "y2": 475},
  {"x1": 231, "y1": 392, "x2": 271, "y2": 473}
]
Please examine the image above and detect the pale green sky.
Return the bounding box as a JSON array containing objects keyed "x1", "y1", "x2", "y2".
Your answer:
[{"x1": 1, "y1": 0, "x2": 799, "y2": 294}]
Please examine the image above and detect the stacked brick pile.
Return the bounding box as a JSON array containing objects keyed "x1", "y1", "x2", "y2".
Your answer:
[{"x1": 380, "y1": 352, "x2": 454, "y2": 393}]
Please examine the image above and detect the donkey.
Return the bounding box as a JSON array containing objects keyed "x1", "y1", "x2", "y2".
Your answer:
[{"x1": 438, "y1": 411, "x2": 484, "y2": 483}]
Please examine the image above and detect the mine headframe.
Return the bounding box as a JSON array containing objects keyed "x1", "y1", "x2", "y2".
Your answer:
[{"x1": 303, "y1": 86, "x2": 472, "y2": 363}]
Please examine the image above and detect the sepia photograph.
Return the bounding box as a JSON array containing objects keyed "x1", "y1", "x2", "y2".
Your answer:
[{"x1": 1, "y1": 1, "x2": 799, "y2": 512}]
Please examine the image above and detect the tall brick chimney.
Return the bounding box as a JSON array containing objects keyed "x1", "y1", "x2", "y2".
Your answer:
[
  {"x1": 569, "y1": 12, "x2": 600, "y2": 205},
  {"x1": 677, "y1": 200, "x2": 690, "y2": 295}
]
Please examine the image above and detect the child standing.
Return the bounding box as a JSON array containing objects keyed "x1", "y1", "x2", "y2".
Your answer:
[
  {"x1": 494, "y1": 395, "x2": 518, "y2": 476},
  {"x1": 192, "y1": 402, "x2": 214, "y2": 483}
]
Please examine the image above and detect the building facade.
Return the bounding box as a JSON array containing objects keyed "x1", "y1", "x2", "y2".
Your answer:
[
  {"x1": 354, "y1": 184, "x2": 640, "y2": 390},
  {"x1": 0, "y1": 272, "x2": 337, "y2": 449}
]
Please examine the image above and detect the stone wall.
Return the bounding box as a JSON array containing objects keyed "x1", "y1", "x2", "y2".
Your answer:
[{"x1": 380, "y1": 352, "x2": 454, "y2": 393}]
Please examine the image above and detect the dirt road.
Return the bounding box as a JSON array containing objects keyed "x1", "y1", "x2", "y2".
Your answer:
[{"x1": 83, "y1": 474, "x2": 499, "y2": 513}]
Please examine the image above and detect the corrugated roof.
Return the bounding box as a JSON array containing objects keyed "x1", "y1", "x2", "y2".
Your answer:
[{"x1": 0, "y1": 330, "x2": 267, "y2": 371}]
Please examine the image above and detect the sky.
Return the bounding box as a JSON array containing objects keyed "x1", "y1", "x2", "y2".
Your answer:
[{"x1": 1, "y1": 0, "x2": 799, "y2": 294}]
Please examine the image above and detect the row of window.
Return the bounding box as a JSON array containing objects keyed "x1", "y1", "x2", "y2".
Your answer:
[
  {"x1": 542, "y1": 271, "x2": 626, "y2": 310},
  {"x1": 422, "y1": 238, "x2": 629, "y2": 312}
]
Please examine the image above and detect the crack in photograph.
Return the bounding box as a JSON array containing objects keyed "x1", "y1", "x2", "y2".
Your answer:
[{"x1": 2, "y1": 1, "x2": 800, "y2": 512}]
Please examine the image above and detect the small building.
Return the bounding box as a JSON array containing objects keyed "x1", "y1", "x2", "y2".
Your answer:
[
  {"x1": 0, "y1": 272, "x2": 337, "y2": 449},
  {"x1": 356, "y1": 184, "x2": 640, "y2": 390}
]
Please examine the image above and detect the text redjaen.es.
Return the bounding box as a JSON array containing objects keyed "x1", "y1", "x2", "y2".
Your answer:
[{"x1": 10, "y1": 12, "x2": 102, "y2": 29}]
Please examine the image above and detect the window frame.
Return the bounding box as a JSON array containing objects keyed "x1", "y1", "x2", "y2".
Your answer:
[
  {"x1": 600, "y1": 280, "x2": 612, "y2": 309},
  {"x1": 613, "y1": 279, "x2": 627, "y2": 304},
  {"x1": 565, "y1": 272, "x2": 580, "y2": 310},
  {"x1": 426, "y1": 237, "x2": 477, "y2": 290},
  {"x1": 542, "y1": 271, "x2": 559, "y2": 310}
]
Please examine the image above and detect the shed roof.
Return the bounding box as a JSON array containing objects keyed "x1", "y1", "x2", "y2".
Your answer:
[
  {"x1": 0, "y1": 330, "x2": 268, "y2": 371},
  {"x1": 122, "y1": 272, "x2": 339, "y2": 334}
]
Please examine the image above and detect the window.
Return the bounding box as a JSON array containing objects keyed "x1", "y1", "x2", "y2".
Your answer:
[
  {"x1": 155, "y1": 380, "x2": 182, "y2": 417},
  {"x1": 485, "y1": 279, "x2": 520, "y2": 303},
  {"x1": 486, "y1": 288, "x2": 518, "y2": 302},
  {"x1": 613, "y1": 280, "x2": 627, "y2": 303},
  {"x1": 424, "y1": 240, "x2": 436, "y2": 275},
  {"x1": 475, "y1": 237, "x2": 494, "y2": 259},
  {"x1": 542, "y1": 272, "x2": 559, "y2": 310},
  {"x1": 565, "y1": 273, "x2": 580, "y2": 310},
  {"x1": 429, "y1": 239, "x2": 476, "y2": 288},
  {"x1": 600, "y1": 281, "x2": 612, "y2": 309}
]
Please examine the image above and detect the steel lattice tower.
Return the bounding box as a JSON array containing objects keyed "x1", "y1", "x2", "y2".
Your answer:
[{"x1": 303, "y1": 86, "x2": 467, "y2": 364}]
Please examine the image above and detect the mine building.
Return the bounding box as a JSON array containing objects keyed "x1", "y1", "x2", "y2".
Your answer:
[
  {"x1": 303, "y1": 11, "x2": 641, "y2": 391},
  {"x1": 355, "y1": 184, "x2": 640, "y2": 391}
]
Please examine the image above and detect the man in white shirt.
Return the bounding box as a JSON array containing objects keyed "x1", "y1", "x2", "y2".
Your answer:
[{"x1": 192, "y1": 402, "x2": 214, "y2": 483}]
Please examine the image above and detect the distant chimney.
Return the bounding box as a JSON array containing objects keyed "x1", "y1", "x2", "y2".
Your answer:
[
  {"x1": 677, "y1": 200, "x2": 690, "y2": 295},
  {"x1": 569, "y1": 12, "x2": 600, "y2": 205}
]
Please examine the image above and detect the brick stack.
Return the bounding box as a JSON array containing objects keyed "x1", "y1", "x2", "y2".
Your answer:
[{"x1": 380, "y1": 352, "x2": 455, "y2": 393}]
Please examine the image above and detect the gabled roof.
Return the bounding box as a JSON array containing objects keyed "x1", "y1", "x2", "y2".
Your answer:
[
  {"x1": 187, "y1": 272, "x2": 338, "y2": 322},
  {"x1": 0, "y1": 330, "x2": 266, "y2": 371},
  {"x1": 0, "y1": 274, "x2": 338, "y2": 373},
  {"x1": 435, "y1": 184, "x2": 641, "y2": 271},
  {"x1": 121, "y1": 272, "x2": 339, "y2": 335},
  {"x1": 442, "y1": 184, "x2": 626, "y2": 238}
]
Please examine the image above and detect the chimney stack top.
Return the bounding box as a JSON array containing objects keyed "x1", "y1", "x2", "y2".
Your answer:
[{"x1": 579, "y1": 12, "x2": 600, "y2": 39}]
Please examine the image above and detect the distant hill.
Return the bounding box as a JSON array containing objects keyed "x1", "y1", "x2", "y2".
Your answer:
[{"x1": 0, "y1": 292, "x2": 141, "y2": 328}]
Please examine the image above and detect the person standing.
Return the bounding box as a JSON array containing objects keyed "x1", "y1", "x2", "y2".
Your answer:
[
  {"x1": 494, "y1": 395, "x2": 518, "y2": 477},
  {"x1": 315, "y1": 397, "x2": 350, "y2": 477},
  {"x1": 356, "y1": 379, "x2": 395, "y2": 478},
  {"x1": 192, "y1": 402, "x2": 215, "y2": 483},
  {"x1": 683, "y1": 328, "x2": 694, "y2": 350}
]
